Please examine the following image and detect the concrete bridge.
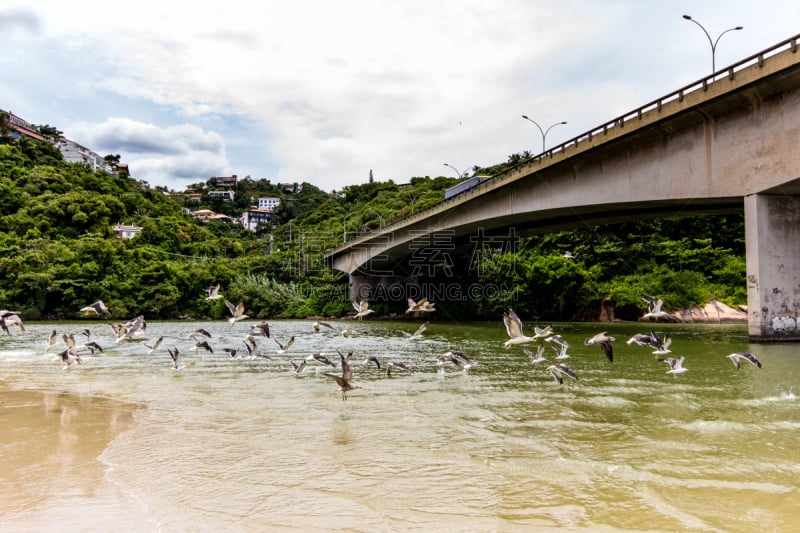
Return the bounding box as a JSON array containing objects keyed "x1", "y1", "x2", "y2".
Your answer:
[{"x1": 327, "y1": 34, "x2": 800, "y2": 341}]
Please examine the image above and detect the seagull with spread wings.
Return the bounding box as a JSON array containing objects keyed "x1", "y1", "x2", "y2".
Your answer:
[
  {"x1": 726, "y1": 352, "x2": 762, "y2": 370},
  {"x1": 640, "y1": 294, "x2": 669, "y2": 320},
  {"x1": 225, "y1": 300, "x2": 248, "y2": 324},
  {"x1": 80, "y1": 300, "x2": 110, "y2": 316},
  {"x1": 352, "y1": 300, "x2": 375, "y2": 320},
  {"x1": 324, "y1": 351, "x2": 360, "y2": 400},
  {"x1": 502, "y1": 309, "x2": 536, "y2": 348},
  {"x1": 547, "y1": 363, "x2": 578, "y2": 385},
  {"x1": 402, "y1": 321, "x2": 429, "y2": 340},
  {"x1": 584, "y1": 331, "x2": 616, "y2": 362}
]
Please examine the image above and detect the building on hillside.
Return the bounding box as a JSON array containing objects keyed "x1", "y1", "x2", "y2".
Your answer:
[
  {"x1": 3, "y1": 109, "x2": 131, "y2": 175},
  {"x1": 1, "y1": 109, "x2": 46, "y2": 141},
  {"x1": 241, "y1": 207, "x2": 273, "y2": 231},
  {"x1": 57, "y1": 138, "x2": 108, "y2": 172},
  {"x1": 208, "y1": 190, "x2": 235, "y2": 201},
  {"x1": 111, "y1": 162, "x2": 130, "y2": 176},
  {"x1": 112, "y1": 224, "x2": 143, "y2": 239},
  {"x1": 280, "y1": 182, "x2": 302, "y2": 194},
  {"x1": 212, "y1": 175, "x2": 237, "y2": 188},
  {"x1": 189, "y1": 209, "x2": 232, "y2": 223},
  {"x1": 257, "y1": 197, "x2": 281, "y2": 210}
]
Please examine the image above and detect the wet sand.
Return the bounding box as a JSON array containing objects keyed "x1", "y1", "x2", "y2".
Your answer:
[{"x1": 0, "y1": 387, "x2": 151, "y2": 532}]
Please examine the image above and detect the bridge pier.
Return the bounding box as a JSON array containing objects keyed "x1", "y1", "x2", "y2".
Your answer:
[{"x1": 745, "y1": 193, "x2": 800, "y2": 341}]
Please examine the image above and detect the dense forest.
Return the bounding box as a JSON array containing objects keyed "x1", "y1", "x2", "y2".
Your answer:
[{"x1": 0, "y1": 128, "x2": 746, "y2": 322}]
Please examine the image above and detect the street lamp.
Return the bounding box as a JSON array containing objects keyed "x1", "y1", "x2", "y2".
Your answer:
[
  {"x1": 521, "y1": 116, "x2": 567, "y2": 153},
  {"x1": 682, "y1": 14, "x2": 743, "y2": 74},
  {"x1": 443, "y1": 163, "x2": 469, "y2": 180},
  {"x1": 343, "y1": 213, "x2": 352, "y2": 243},
  {"x1": 406, "y1": 192, "x2": 423, "y2": 214}
]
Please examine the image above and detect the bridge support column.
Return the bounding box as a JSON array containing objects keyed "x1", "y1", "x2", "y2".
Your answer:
[{"x1": 745, "y1": 193, "x2": 800, "y2": 341}]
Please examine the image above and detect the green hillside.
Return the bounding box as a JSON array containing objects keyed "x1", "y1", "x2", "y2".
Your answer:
[{"x1": 0, "y1": 132, "x2": 746, "y2": 321}]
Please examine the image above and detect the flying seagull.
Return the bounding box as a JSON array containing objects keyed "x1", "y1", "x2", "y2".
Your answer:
[
  {"x1": 307, "y1": 353, "x2": 337, "y2": 367},
  {"x1": 387, "y1": 360, "x2": 411, "y2": 378},
  {"x1": 114, "y1": 315, "x2": 147, "y2": 343},
  {"x1": 273, "y1": 336, "x2": 295, "y2": 354},
  {"x1": 194, "y1": 340, "x2": 214, "y2": 354},
  {"x1": 640, "y1": 294, "x2": 669, "y2": 320},
  {"x1": 659, "y1": 356, "x2": 687, "y2": 374},
  {"x1": 524, "y1": 343, "x2": 546, "y2": 364},
  {"x1": 649, "y1": 331, "x2": 672, "y2": 355},
  {"x1": 1, "y1": 311, "x2": 26, "y2": 334},
  {"x1": 437, "y1": 350, "x2": 479, "y2": 370},
  {"x1": 402, "y1": 321, "x2": 429, "y2": 340},
  {"x1": 144, "y1": 335, "x2": 164, "y2": 354},
  {"x1": 502, "y1": 309, "x2": 536, "y2": 348},
  {"x1": 188, "y1": 328, "x2": 212, "y2": 341},
  {"x1": 726, "y1": 352, "x2": 762, "y2": 370},
  {"x1": 532, "y1": 325, "x2": 554, "y2": 340},
  {"x1": 223, "y1": 347, "x2": 239, "y2": 358},
  {"x1": 547, "y1": 363, "x2": 578, "y2": 385},
  {"x1": 352, "y1": 300, "x2": 375, "y2": 320},
  {"x1": 545, "y1": 334, "x2": 570, "y2": 359},
  {"x1": 627, "y1": 330, "x2": 672, "y2": 355},
  {"x1": 405, "y1": 297, "x2": 436, "y2": 314},
  {"x1": 45, "y1": 329, "x2": 59, "y2": 351},
  {"x1": 59, "y1": 346, "x2": 82, "y2": 369},
  {"x1": 584, "y1": 331, "x2": 615, "y2": 362},
  {"x1": 205, "y1": 284, "x2": 223, "y2": 301},
  {"x1": 80, "y1": 300, "x2": 110, "y2": 316},
  {"x1": 225, "y1": 300, "x2": 248, "y2": 324},
  {"x1": 80, "y1": 340, "x2": 104, "y2": 354},
  {"x1": 251, "y1": 322, "x2": 270, "y2": 338},
  {"x1": 291, "y1": 360, "x2": 307, "y2": 374},
  {"x1": 168, "y1": 347, "x2": 183, "y2": 370},
  {"x1": 361, "y1": 355, "x2": 381, "y2": 369},
  {"x1": 324, "y1": 351, "x2": 360, "y2": 400},
  {"x1": 312, "y1": 320, "x2": 336, "y2": 332}
]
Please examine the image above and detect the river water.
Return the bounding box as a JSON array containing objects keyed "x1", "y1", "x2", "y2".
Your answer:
[{"x1": 1, "y1": 319, "x2": 798, "y2": 532}]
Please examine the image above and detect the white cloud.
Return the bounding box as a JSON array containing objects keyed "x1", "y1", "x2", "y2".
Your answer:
[
  {"x1": 3, "y1": 1, "x2": 800, "y2": 192},
  {"x1": 69, "y1": 118, "x2": 231, "y2": 189}
]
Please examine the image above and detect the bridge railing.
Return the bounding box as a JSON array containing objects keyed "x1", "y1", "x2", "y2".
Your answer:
[
  {"x1": 330, "y1": 33, "x2": 800, "y2": 254},
  {"x1": 541, "y1": 33, "x2": 800, "y2": 165}
]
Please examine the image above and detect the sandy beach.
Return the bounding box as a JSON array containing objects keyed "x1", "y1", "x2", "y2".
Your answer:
[{"x1": 0, "y1": 387, "x2": 148, "y2": 532}]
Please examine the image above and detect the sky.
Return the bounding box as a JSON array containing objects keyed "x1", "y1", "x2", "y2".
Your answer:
[{"x1": 2, "y1": 1, "x2": 799, "y2": 193}]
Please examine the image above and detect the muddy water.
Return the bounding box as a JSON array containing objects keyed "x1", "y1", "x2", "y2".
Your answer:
[{"x1": 1, "y1": 320, "x2": 798, "y2": 531}]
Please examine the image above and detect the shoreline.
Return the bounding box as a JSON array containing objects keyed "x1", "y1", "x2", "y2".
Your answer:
[{"x1": 0, "y1": 386, "x2": 146, "y2": 530}]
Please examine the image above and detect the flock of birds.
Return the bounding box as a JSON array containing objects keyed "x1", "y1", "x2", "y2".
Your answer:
[
  {"x1": 1, "y1": 292, "x2": 764, "y2": 400},
  {"x1": 501, "y1": 294, "x2": 764, "y2": 385}
]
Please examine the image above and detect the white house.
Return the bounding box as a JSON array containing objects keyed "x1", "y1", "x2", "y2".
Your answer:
[
  {"x1": 241, "y1": 208, "x2": 273, "y2": 231},
  {"x1": 58, "y1": 138, "x2": 108, "y2": 172},
  {"x1": 258, "y1": 197, "x2": 281, "y2": 210},
  {"x1": 112, "y1": 224, "x2": 143, "y2": 239}
]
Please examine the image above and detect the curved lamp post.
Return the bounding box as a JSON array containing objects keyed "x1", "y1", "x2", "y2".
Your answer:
[
  {"x1": 406, "y1": 192, "x2": 423, "y2": 215},
  {"x1": 682, "y1": 14, "x2": 743, "y2": 73},
  {"x1": 521, "y1": 116, "x2": 567, "y2": 153},
  {"x1": 443, "y1": 163, "x2": 469, "y2": 180}
]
